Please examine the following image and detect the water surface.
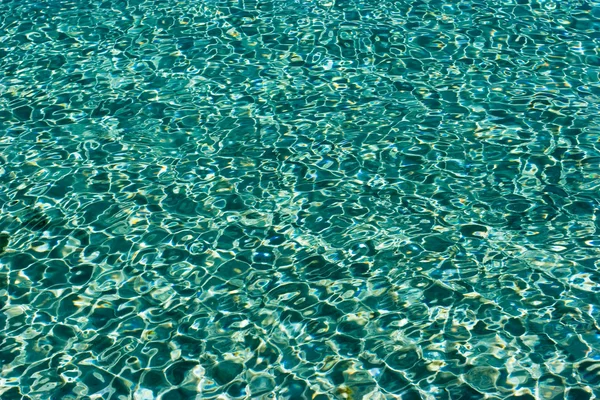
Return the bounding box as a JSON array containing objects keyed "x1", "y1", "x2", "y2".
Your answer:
[{"x1": 1, "y1": 0, "x2": 600, "y2": 399}]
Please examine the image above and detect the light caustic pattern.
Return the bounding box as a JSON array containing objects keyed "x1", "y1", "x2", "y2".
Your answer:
[{"x1": 1, "y1": 0, "x2": 600, "y2": 399}]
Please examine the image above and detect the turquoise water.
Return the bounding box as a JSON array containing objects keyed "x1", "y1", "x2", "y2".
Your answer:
[{"x1": 1, "y1": 0, "x2": 600, "y2": 398}]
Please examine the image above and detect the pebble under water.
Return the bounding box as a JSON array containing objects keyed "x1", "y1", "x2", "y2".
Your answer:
[{"x1": 1, "y1": 0, "x2": 600, "y2": 399}]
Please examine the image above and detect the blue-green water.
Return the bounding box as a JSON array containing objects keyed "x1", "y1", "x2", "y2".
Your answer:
[{"x1": 1, "y1": 0, "x2": 600, "y2": 398}]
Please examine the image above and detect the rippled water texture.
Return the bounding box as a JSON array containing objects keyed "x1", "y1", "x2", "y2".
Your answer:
[{"x1": 2, "y1": 0, "x2": 600, "y2": 398}]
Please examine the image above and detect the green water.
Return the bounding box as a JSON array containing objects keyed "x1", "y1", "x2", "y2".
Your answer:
[{"x1": 1, "y1": 0, "x2": 600, "y2": 398}]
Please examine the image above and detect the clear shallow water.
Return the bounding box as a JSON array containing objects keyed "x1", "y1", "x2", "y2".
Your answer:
[{"x1": 1, "y1": 0, "x2": 600, "y2": 398}]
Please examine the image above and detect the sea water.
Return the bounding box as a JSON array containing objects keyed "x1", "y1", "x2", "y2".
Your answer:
[{"x1": 1, "y1": 0, "x2": 600, "y2": 399}]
